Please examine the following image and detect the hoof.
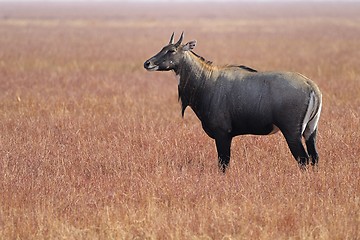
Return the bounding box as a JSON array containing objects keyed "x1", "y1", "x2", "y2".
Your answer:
[
  {"x1": 298, "y1": 163, "x2": 308, "y2": 171},
  {"x1": 218, "y1": 163, "x2": 227, "y2": 174}
]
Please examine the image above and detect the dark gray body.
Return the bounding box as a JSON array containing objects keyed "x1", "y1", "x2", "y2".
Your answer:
[
  {"x1": 181, "y1": 68, "x2": 312, "y2": 138},
  {"x1": 145, "y1": 33, "x2": 322, "y2": 172}
]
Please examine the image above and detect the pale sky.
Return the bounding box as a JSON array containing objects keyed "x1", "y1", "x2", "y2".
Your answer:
[{"x1": 0, "y1": 0, "x2": 357, "y2": 2}]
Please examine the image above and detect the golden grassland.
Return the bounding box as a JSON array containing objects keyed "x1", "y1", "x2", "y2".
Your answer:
[{"x1": 0, "y1": 2, "x2": 359, "y2": 239}]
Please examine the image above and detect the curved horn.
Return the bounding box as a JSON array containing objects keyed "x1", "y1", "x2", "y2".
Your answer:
[
  {"x1": 169, "y1": 32, "x2": 175, "y2": 44},
  {"x1": 174, "y1": 31, "x2": 184, "y2": 47}
]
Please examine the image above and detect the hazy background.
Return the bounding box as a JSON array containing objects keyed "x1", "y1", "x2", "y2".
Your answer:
[{"x1": 0, "y1": 1, "x2": 359, "y2": 239}]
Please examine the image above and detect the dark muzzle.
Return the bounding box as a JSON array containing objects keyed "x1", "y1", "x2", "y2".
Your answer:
[
  {"x1": 144, "y1": 60, "x2": 151, "y2": 69},
  {"x1": 143, "y1": 59, "x2": 159, "y2": 71}
]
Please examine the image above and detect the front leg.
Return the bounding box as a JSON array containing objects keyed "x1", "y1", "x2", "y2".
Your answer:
[{"x1": 215, "y1": 136, "x2": 232, "y2": 173}]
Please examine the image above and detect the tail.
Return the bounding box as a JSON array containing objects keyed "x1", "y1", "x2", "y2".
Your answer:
[{"x1": 302, "y1": 89, "x2": 322, "y2": 140}]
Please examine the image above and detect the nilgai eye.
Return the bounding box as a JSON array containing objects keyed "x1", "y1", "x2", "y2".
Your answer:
[{"x1": 169, "y1": 49, "x2": 176, "y2": 54}]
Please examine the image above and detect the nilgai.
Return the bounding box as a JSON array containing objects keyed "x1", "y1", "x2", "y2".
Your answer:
[{"x1": 144, "y1": 32, "x2": 322, "y2": 172}]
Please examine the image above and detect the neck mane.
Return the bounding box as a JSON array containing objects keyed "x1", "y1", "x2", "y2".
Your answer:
[{"x1": 190, "y1": 51, "x2": 213, "y2": 66}]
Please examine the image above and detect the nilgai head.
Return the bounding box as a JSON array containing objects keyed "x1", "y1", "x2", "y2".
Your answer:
[{"x1": 144, "y1": 32, "x2": 196, "y2": 72}]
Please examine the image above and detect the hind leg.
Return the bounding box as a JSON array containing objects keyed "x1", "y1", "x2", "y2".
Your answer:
[
  {"x1": 305, "y1": 129, "x2": 319, "y2": 166},
  {"x1": 283, "y1": 132, "x2": 310, "y2": 169},
  {"x1": 303, "y1": 99, "x2": 321, "y2": 166}
]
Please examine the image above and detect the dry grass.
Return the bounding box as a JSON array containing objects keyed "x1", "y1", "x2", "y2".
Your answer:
[{"x1": 0, "y1": 2, "x2": 359, "y2": 239}]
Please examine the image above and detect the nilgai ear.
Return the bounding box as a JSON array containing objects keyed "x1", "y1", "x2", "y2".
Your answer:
[{"x1": 182, "y1": 40, "x2": 197, "y2": 51}]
